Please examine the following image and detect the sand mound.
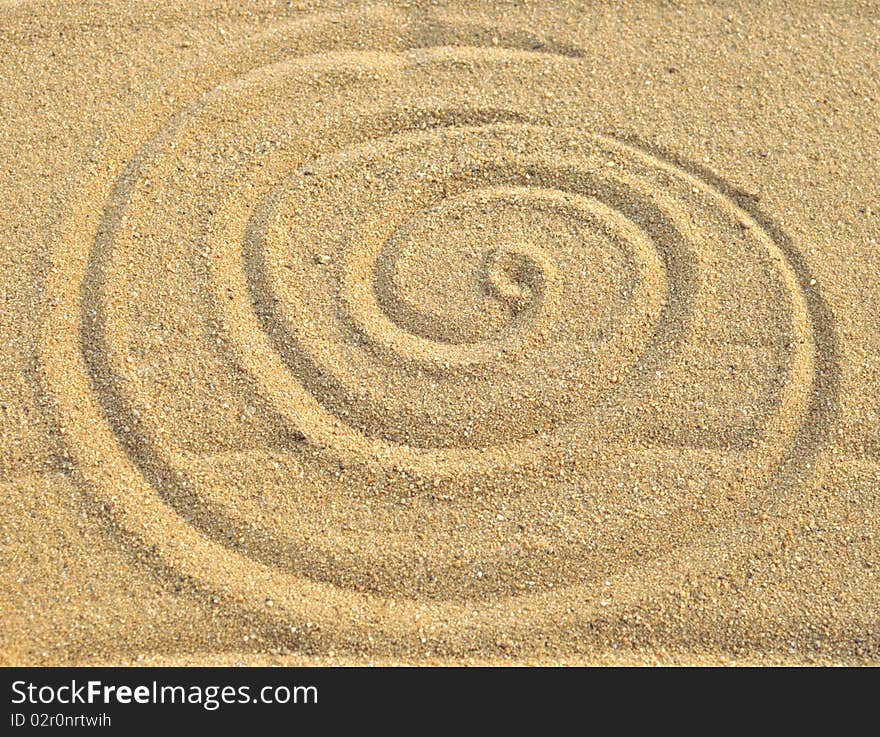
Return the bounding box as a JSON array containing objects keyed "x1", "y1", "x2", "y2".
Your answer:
[{"x1": 1, "y1": 1, "x2": 878, "y2": 665}]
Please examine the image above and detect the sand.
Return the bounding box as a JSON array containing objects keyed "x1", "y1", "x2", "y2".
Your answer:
[{"x1": 1, "y1": 0, "x2": 878, "y2": 666}]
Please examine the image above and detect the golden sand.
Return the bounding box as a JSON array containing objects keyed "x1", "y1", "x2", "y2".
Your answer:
[{"x1": 1, "y1": 0, "x2": 878, "y2": 665}]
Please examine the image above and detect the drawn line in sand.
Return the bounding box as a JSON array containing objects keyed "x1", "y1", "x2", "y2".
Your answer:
[{"x1": 39, "y1": 17, "x2": 838, "y2": 646}]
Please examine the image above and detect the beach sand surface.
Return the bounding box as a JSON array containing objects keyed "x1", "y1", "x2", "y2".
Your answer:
[{"x1": 1, "y1": 0, "x2": 878, "y2": 665}]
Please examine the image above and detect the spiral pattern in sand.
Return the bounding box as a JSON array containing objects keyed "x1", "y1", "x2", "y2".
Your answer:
[{"x1": 40, "y1": 10, "x2": 829, "y2": 648}]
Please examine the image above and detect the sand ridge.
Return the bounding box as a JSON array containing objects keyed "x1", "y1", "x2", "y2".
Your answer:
[{"x1": 1, "y1": 1, "x2": 878, "y2": 665}]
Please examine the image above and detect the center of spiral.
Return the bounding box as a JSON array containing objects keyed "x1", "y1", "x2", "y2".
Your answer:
[
  {"x1": 483, "y1": 243, "x2": 555, "y2": 315},
  {"x1": 372, "y1": 189, "x2": 564, "y2": 348}
]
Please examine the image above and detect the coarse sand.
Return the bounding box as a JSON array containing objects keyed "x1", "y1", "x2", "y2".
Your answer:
[{"x1": 1, "y1": 0, "x2": 878, "y2": 666}]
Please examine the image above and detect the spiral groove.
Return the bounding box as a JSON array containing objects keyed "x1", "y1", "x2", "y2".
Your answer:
[{"x1": 41, "y1": 14, "x2": 825, "y2": 638}]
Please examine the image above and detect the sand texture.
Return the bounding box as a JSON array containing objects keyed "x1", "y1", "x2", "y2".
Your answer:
[{"x1": 1, "y1": 0, "x2": 878, "y2": 666}]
